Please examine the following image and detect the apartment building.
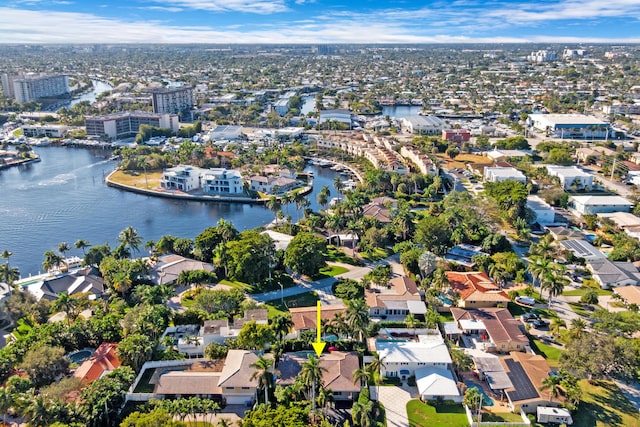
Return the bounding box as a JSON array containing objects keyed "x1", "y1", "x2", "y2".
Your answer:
[
  {"x1": 85, "y1": 112, "x2": 179, "y2": 139},
  {"x1": 2, "y1": 73, "x2": 69, "y2": 103},
  {"x1": 400, "y1": 145, "x2": 438, "y2": 175},
  {"x1": 150, "y1": 86, "x2": 194, "y2": 114}
]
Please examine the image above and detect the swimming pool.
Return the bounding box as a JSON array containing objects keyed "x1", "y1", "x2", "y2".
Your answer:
[
  {"x1": 67, "y1": 349, "x2": 94, "y2": 364},
  {"x1": 464, "y1": 381, "x2": 495, "y2": 406},
  {"x1": 436, "y1": 294, "x2": 453, "y2": 305}
]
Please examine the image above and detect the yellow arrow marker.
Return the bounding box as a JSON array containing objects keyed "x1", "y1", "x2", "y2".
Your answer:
[{"x1": 312, "y1": 300, "x2": 326, "y2": 356}]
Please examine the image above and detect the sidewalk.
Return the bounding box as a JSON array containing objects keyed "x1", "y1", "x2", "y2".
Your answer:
[{"x1": 377, "y1": 383, "x2": 418, "y2": 427}]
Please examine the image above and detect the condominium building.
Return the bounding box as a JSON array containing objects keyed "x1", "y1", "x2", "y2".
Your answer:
[
  {"x1": 400, "y1": 145, "x2": 438, "y2": 175},
  {"x1": 85, "y1": 112, "x2": 179, "y2": 139},
  {"x1": 150, "y1": 86, "x2": 194, "y2": 114},
  {"x1": 2, "y1": 73, "x2": 69, "y2": 103}
]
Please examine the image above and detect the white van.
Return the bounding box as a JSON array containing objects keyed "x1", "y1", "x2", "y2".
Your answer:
[{"x1": 516, "y1": 296, "x2": 536, "y2": 306}]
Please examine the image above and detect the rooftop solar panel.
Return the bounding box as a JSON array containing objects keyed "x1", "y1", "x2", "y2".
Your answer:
[{"x1": 505, "y1": 359, "x2": 539, "y2": 402}]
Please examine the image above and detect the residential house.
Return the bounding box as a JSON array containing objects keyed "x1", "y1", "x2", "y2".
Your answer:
[
  {"x1": 445, "y1": 271, "x2": 510, "y2": 308},
  {"x1": 569, "y1": 195, "x2": 633, "y2": 215},
  {"x1": 415, "y1": 367, "x2": 462, "y2": 403},
  {"x1": 545, "y1": 166, "x2": 593, "y2": 191},
  {"x1": 613, "y1": 285, "x2": 640, "y2": 307},
  {"x1": 444, "y1": 244, "x2": 488, "y2": 268},
  {"x1": 365, "y1": 276, "x2": 423, "y2": 319},
  {"x1": 597, "y1": 212, "x2": 640, "y2": 240},
  {"x1": 486, "y1": 149, "x2": 532, "y2": 161},
  {"x1": 545, "y1": 226, "x2": 585, "y2": 241},
  {"x1": 558, "y1": 239, "x2": 605, "y2": 261},
  {"x1": 375, "y1": 332, "x2": 452, "y2": 379},
  {"x1": 501, "y1": 352, "x2": 563, "y2": 414},
  {"x1": 202, "y1": 168, "x2": 244, "y2": 195},
  {"x1": 527, "y1": 196, "x2": 556, "y2": 225},
  {"x1": 73, "y1": 343, "x2": 121, "y2": 383},
  {"x1": 483, "y1": 167, "x2": 527, "y2": 183},
  {"x1": 586, "y1": 259, "x2": 640, "y2": 289},
  {"x1": 277, "y1": 351, "x2": 360, "y2": 403},
  {"x1": 152, "y1": 350, "x2": 261, "y2": 404},
  {"x1": 249, "y1": 175, "x2": 298, "y2": 194},
  {"x1": 25, "y1": 266, "x2": 105, "y2": 301},
  {"x1": 451, "y1": 308, "x2": 529, "y2": 353},
  {"x1": 160, "y1": 165, "x2": 202, "y2": 192},
  {"x1": 361, "y1": 197, "x2": 397, "y2": 224},
  {"x1": 289, "y1": 304, "x2": 346, "y2": 338},
  {"x1": 442, "y1": 129, "x2": 471, "y2": 143},
  {"x1": 149, "y1": 254, "x2": 215, "y2": 286},
  {"x1": 576, "y1": 146, "x2": 616, "y2": 166}
]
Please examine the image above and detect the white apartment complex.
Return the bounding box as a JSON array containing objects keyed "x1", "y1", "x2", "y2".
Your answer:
[
  {"x1": 2, "y1": 73, "x2": 69, "y2": 103},
  {"x1": 151, "y1": 86, "x2": 194, "y2": 114},
  {"x1": 85, "y1": 112, "x2": 179, "y2": 139},
  {"x1": 400, "y1": 146, "x2": 438, "y2": 175}
]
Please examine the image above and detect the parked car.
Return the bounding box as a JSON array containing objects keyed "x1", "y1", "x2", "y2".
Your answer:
[
  {"x1": 531, "y1": 319, "x2": 550, "y2": 329},
  {"x1": 522, "y1": 312, "x2": 540, "y2": 322},
  {"x1": 515, "y1": 296, "x2": 536, "y2": 306},
  {"x1": 538, "y1": 334, "x2": 557, "y2": 344}
]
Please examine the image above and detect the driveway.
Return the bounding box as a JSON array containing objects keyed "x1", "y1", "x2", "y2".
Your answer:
[{"x1": 377, "y1": 384, "x2": 418, "y2": 427}]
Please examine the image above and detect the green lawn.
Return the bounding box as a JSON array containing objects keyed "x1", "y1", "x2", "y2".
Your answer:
[
  {"x1": 573, "y1": 380, "x2": 640, "y2": 427},
  {"x1": 325, "y1": 245, "x2": 361, "y2": 266},
  {"x1": 406, "y1": 400, "x2": 469, "y2": 427},
  {"x1": 568, "y1": 302, "x2": 601, "y2": 318},
  {"x1": 313, "y1": 264, "x2": 349, "y2": 279},
  {"x1": 360, "y1": 247, "x2": 392, "y2": 262},
  {"x1": 527, "y1": 337, "x2": 563, "y2": 368},
  {"x1": 219, "y1": 279, "x2": 252, "y2": 291},
  {"x1": 562, "y1": 288, "x2": 612, "y2": 297},
  {"x1": 266, "y1": 291, "x2": 319, "y2": 313},
  {"x1": 481, "y1": 411, "x2": 524, "y2": 423}
]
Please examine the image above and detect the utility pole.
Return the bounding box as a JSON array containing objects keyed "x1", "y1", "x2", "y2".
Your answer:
[{"x1": 611, "y1": 158, "x2": 616, "y2": 181}]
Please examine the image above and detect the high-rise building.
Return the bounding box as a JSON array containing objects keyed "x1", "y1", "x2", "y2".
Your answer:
[
  {"x1": 8, "y1": 74, "x2": 70, "y2": 103},
  {"x1": 150, "y1": 86, "x2": 194, "y2": 114}
]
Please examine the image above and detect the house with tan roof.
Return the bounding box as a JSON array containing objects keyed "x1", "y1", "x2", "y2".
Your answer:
[
  {"x1": 446, "y1": 271, "x2": 510, "y2": 308},
  {"x1": 361, "y1": 197, "x2": 397, "y2": 224},
  {"x1": 149, "y1": 254, "x2": 215, "y2": 286},
  {"x1": 613, "y1": 285, "x2": 640, "y2": 307},
  {"x1": 365, "y1": 276, "x2": 425, "y2": 319},
  {"x1": 152, "y1": 350, "x2": 261, "y2": 405},
  {"x1": 451, "y1": 308, "x2": 529, "y2": 353},
  {"x1": 277, "y1": 351, "x2": 360, "y2": 402},
  {"x1": 73, "y1": 343, "x2": 121, "y2": 383},
  {"x1": 288, "y1": 304, "x2": 346, "y2": 338},
  {"x1": 501, "y1": 352, "x2": 563, "y2": 414}
]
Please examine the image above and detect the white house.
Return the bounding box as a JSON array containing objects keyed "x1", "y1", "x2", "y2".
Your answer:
[
  {"x1": 586, "y1": 259, "x2": 640, "y2": 289},
  {"x1": 559, "y1": 239, "x2": 605, "y2": 261},
  {"x1": 527, "y1": 195, "x2": 555, "y2": 225},
  {"x1": 202, "y1": 168, "x2": 244, "y2": 195},
  {"x1": 545, "y1": 166, "x2": 593, "y2": 191},
  {"x1": 569, "y1": 195, "x2": 633, "y2": 215},
  {"x1": 375, "y1": 332, "x2": 452, "y2": 380},
  {"x1": 483, "y1": 167, "x2": 527, "y2": 183},
  {"x1": 161, "y1": 165, "x2": 202, "y2": 192},
  {"x1": 415, "y1": 367, "x2": 461, "y2": 403}
]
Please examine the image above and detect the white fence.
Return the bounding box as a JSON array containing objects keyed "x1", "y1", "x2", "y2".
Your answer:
[{"x1": 465, "y1": 405, "x2": 531, "y2": 427}]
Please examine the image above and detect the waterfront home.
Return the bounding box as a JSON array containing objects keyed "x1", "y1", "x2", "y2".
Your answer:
[
  {"x1": 249, "y1": 175, "x2": 298, "y2": 194},
  {"x1": 160, "y1": 165, "x2": 244, "y2": 195},
  {"x1": 25, "y1": 266, "x2": 105, "y2": 301},
  {"x1": 160, "y1": 165, "x2": 202, "y2": 192},
  {"x1": 149, "y1": 254, "x2": 215, "y2": 286},
  {"x1": 288, "y1": 304, "x2": 346, "y2": 339}
]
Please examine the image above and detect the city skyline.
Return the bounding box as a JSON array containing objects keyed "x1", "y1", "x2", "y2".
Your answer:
[{"x1": 1, "y1": 0, "x2": 640, "y2": 44}]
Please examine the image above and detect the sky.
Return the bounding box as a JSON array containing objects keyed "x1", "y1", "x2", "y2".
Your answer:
[{"x1": 1, "y1": 0, "x2": 640, "y2": 44}]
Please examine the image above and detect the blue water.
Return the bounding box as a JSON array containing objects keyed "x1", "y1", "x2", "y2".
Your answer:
[
  {"x1": 0, "y1": 147, "x2": 341, "y2": 276},
  {"x1": 68, "y1": 349, "x2": 94, "y2": 363},
  {"x1": 464, "y1": 381, "x2": 495, "y2": 406},
  {"x1": 437, "y1": 294, "x2": 453, "y2": 305}
]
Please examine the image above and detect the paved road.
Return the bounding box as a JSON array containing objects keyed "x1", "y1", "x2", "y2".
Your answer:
[{"x1": 579, "y1": 165, "x2": 634, "y2": 197}]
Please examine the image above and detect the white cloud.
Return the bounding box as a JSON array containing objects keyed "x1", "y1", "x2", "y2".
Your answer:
[
  {"x1": 140, "y1": 6, "x2": 184, "y2": 13},
  {"x1": 150, "y1": 0, "x2": 288, "y2": 14},
  {"x1": 0, "y1": 6, "x2": 639, "y2": 44}
]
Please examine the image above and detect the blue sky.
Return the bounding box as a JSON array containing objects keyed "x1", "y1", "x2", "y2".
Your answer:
[{"x1": 1, "y1": 0, "x2": 639, "y2": 44}]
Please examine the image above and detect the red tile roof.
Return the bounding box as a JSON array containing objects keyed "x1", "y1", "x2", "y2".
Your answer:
[
  {"x1": 73, "y1": 343, "x2": 121, "y2": 383},
  {"x1": 446, "y1": 271, "x2": 509, "y2": 303}
]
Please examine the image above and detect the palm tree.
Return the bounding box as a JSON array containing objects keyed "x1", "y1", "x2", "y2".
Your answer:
[
  {"x1": 540, "y1": 374, "x2": 562, "y2": 402},
  {"x1": 52, "y1": 292, "x2": 79, "y2": 326},
  {"x1": 117, "y1": 226, "x2": 142, "y2": 255},
  {"x1": 293, "y1": 191, "x2": 307, "y2": 222},
  {"x1": 0, "y1": 387, "x2": 12, "y2": 427},
  {"x1": 270, "y1": 313, "x2": 294, "y2": 343},
  {"x1": 346, "y1": 299, "x2": 370, "y2": 343},
  {"x1": 74, "y1": 239, "x2": 90, "y2": 255},
  {"x1": 317, "y1": 387, "x2": 334, "y2": 417},
  {"x1": 317, "y1": 185, "x2": 331, "y2": 211},
  {"x1": 42, "y1": 250, "x2": 63, "y2": 273},
  {"x1": 299, "y1": 355, "x2": 327, "y2": 414},
  {"x1": 550, "y1": 318, "x2": 566, "y2": 338},
  {"x1": 450, "y1": 349, "x2": 474, "y2": 378},
  {"x1": 250, "y1": 355, "x2": 275, "y2": 405},
  {"x1": 0, "y1": 250, "x2": 12, "y2": 271},
  {"x1": 266, "y1": 196, "x2": 281, "y2": 224},
  {"x1": 57, "y1": 242, "x2": 71, "y2": 271},
  {"x1": 352, "y1": 398, "x2": 375, "y2": 427},
  {"x1": 334, "y1": 176, "x2": 345, "y2": 195},
  {"x1": 569, "y1": 318, "x2": 587, "y2": 338},
  {"x1": 329, "y1": 312, "x2": 347, "y2": 339},
  {"x1": 353, "y1": 366, "x2": 373, "y2": 387},
  {"x1": 405, "y1": 313, "x2": 418, "y2": 337},
  {"x1": 367, "y1": 353, "x2": 386, "y2": 400}
]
